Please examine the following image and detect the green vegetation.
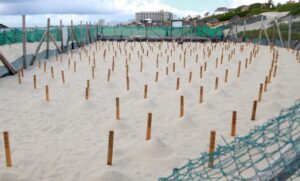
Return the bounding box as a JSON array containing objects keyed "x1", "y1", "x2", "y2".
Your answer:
[
  {"x1": 206, "y1": 2, "x2": 300, "y2": 22},
  {"x1": 237, "y1": 21, "x2": 300, "y2": 40}
]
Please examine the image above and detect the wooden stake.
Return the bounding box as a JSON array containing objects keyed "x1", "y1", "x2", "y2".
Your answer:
[
  {"x1": 87, "y1": 79, "x2": 90, "y2": 88},
  {"x1": 3, "y1": 131, "x2": 12, "y2": 167},
  {"x1": 176, "y1": 77, "x2": 180, "y2": 90},
  {"x1": 146, "y1": 113, "x2": 152, "y2": 140},
  {"x1": 140, "y1": 61, "x2": 143, "y2": 72},
  {"x1": 258, "y1": 83, "x2": 263, "y2": 102},
  {"x1": 155, "y1": 72, "x2": 159, "y2": 82},
  {"x1": 208, "y1": 130, "x2": 216, "y2": 167},
  {"x1": 273, "y1": 65, "x2": 277, "y2": 77},
  {"x1": 86, "y1": 87, "x2": 89, "y2": 100},
  {"x1": 200, "y1": 66, "x2": 203, "y2": 79},
  {"x1": 107, "y1": 130, "x2": 114, "y2": 165},
  {"x1": 18, "y1": 71, "x2": 21, "y2": 84},
  {"x1": 225, "y1": 69, "x2": 228, "y2": 83},
  {"x1": 180, "y1": 95, "x2": 184, "y2": 117},
  {"x1": 92, "y1": 66, "x2": 95, "y2": 79},
  {"x1": 144, "y1": 85, "x2": 148, "y2": 99},
  {"x1": 20, "y1": 67, "x2": 24, "y2": 77},
  {"x1": 264, "y1": 76, "x2": 268, "y2": 92},
  {"x1": 188, "y1": 72, "x2": 192, "y2": 83},
  {"x1": 237, "y1": 61, "x2": 241, "y2": 78},
  {"x1": 51, "y1": 66, "x2": 54, "y2": 79},
  {"x1": 173, "y1": 62, "x2": 175, "y2": 72},
  {"x1": 61, "y1": 70, "x2": 65, "y2": 83},
  {"x1": 126, "y1": 76, "x2": 130, "y2": 91},
  {"x1": 116, "y1": 97, "x2": 120, "y2": 120},
  {"x1": 199, "y1": 86, "x2": 204, "y2": 103},
  {"x1": 251, "y1": 100, "x2": 257, "y2": 121},
  {"x1": 38, "y1": 60, "x2": 41, "y2": 69},
  {"x1": 33, "y1": 75, "x2": 37, "y2": 89},
  {"x1": 45, "y1": 85, "x2": 49, "y2": 101},
  {"x1": 231, "y1": 111, "x2": 237, "y2": 137},
  {"x1": 215, "y1": 77, "x2": 219, "y2": 90}
]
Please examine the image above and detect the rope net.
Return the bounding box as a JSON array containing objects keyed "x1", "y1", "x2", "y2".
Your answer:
[{"x1": 159, "y1": 100, "x2": 300, "y2": 181}]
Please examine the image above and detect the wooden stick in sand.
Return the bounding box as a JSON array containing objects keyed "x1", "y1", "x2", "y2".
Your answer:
[
  {"x1": 116, "y1": 97, "x2": 120, "y2": 120},
  {"x1": 251, "y1": 100, "x2": 258, "y2": 121},
  {"x1": 3, "y1": 131, "x2": 12, "y2": 167},
  {"x1": 180, "y1": 95, "x2": 184, "y2": 117},
  {"x1": 146, "y1": 113, "x2": 152, "y2": 140},
  {"x1": 107, "y1": 130, "x2": 114, "y2": 165},
  {"x1": 208, "y1": 130, "x2": 216, "y2": 167},
  {"x1": 231, "y1": 111, "x2": 237, "y2": 137}
]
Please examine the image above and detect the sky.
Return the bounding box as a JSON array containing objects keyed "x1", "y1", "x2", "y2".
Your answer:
[{"x1": 0, "y1": 0, "x2": 288, "y2": 27}]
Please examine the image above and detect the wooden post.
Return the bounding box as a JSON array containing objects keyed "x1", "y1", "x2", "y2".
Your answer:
[
  {"x1": 155, "y1": 72, "x2": 159, "y2": 82},
  {"x1": 60, "y1": 20, "x2": 64, "y2": 52},
  {"x1": 46, "y1": 18, "x2": 50, "y2": 59},
  {"x1": 200, "y1": 66, "x2": 203, "y2": 79},
  {"x1": 146, "y1": 113, "x2": 152, "y2": 140},
  {"x1": 231, "y1": 111, "x2": 237, "y2": 137},
  {"x1": 61, "y1": 70, "x2": 65, "y2": 83},
  {"x1": 264, "y1": 76, "x2": 268, "y2": 92},
  {"x1": 237, "y1": 61, "x2": 241, "y2": 78},
  {"x1": 258, "y1": 83, "x2": 263, "y2": 102},
  {"x1": 215, "y1": 77, "x2": 219, "y2": 90},
  {"x1": 176, "y1": 77, "x2": 180, "y2": 90},
  {"x1": 199, "y1": 86, "x2": 204, "y2": 103},
  {"x1": 33, "y1": 75, "x2": 37, "y2": 89},
  {"x1": 273, "y1": 65, "x2": 277, "y2": 77},
  {"x1": 86, "y1": 87, "x2": 89, "y2": 100},
  {"x1": 3, "y1": 131, "x2": 12, "y2": 167},
  {"x1": 51, "y1": 66, "x2": 54, "y2": 79},
  {"x1": 107, "y1": 130, "x2": 114, "y2": 165},
  {"x1": 87, "y1": 79, "x2": 90, "y2": 89},
  {"x1": 180, "y1": 95, "x2": 184, "y2": 117},
  {"x1": 140, "y1": 61, "x2": 143, "y2": 72},
  {"x1": 225, "y1": 69, "x2": 228, "y2": 83},
  {"x1": 288, "y1": 15, "x2": 292, "y2": 49},
  {"x1": 144, "y1": 85, "x2": 148, "y2": 99},
  {"x1": 92, "y1": 66, "x2": 95, "y2": 79},
  {"x1": 208, "y1": 130, "x2": 216, "y2": 167},
  {"x1": 45, "y1": 85, "x2": 49, "y2": 101},
  {"x1": 126, "y1": 76, "x2": 130, "y2": 91},
  {"x1": 22, "y1": 15, "x2": 27, "y2": 69},
  {"x1": 173, "y1": 62, "x2": 175, "y2": 72},
  {"x1": 188, "y1": 72, "x2": 192, "y2": 83},
  {"x1": 18, "y1": 71, "x2": 21, "y2": 84},
  {"x1": 251, "y1": 100, "x2": 257, "y2": 121},
  {"x1": 116, "y1": 97, "x2": 120, "y2": 120}
]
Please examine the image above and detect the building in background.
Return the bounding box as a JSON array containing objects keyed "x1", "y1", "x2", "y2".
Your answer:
[{"x1": 135, "y1": 10, "x2": 174, "y2": 23}]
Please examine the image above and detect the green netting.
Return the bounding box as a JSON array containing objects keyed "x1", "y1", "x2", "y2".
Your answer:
[
  {"x1": 159, "y1": 100, "x2": 300, "y2": 180},
  {"x1": 0, "y1": 25, "x2": 223, "y2": 45}
]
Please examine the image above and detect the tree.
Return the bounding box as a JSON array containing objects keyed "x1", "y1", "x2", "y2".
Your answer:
[{"x1": 267, "y1": 0, "x2": 274, "y2": 8}]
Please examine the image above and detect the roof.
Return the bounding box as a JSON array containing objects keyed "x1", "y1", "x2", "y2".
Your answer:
[
  {"x1": 0, "y1": 23, "x2": 8, "y2": 29},
  {"x1": 229, "y1": 15, "x2": 241, "y2": 22},
  {"x1": 215, "y1": 7, "x2": 229, "y2": 12},
  {"x1": 206, "y1": 17, "x2": 219, "y2": 23}
]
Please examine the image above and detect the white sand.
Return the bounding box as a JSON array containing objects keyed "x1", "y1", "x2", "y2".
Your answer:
[{"x1": 0, "y1": 41, "x2": 299, "y2": 181}]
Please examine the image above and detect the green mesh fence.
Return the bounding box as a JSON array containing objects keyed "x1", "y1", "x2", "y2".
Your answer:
[
  {"x1": 159, "y1": 100, "x2": 300, "y2": 180},
  {"x1": 0, "y1": 25, "x2": 223, "y2": 45}
]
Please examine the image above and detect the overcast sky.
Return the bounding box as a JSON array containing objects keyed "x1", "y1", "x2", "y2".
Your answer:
[{"x1": 0, "y1": 0, "x2": 288, "y2": 27}]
